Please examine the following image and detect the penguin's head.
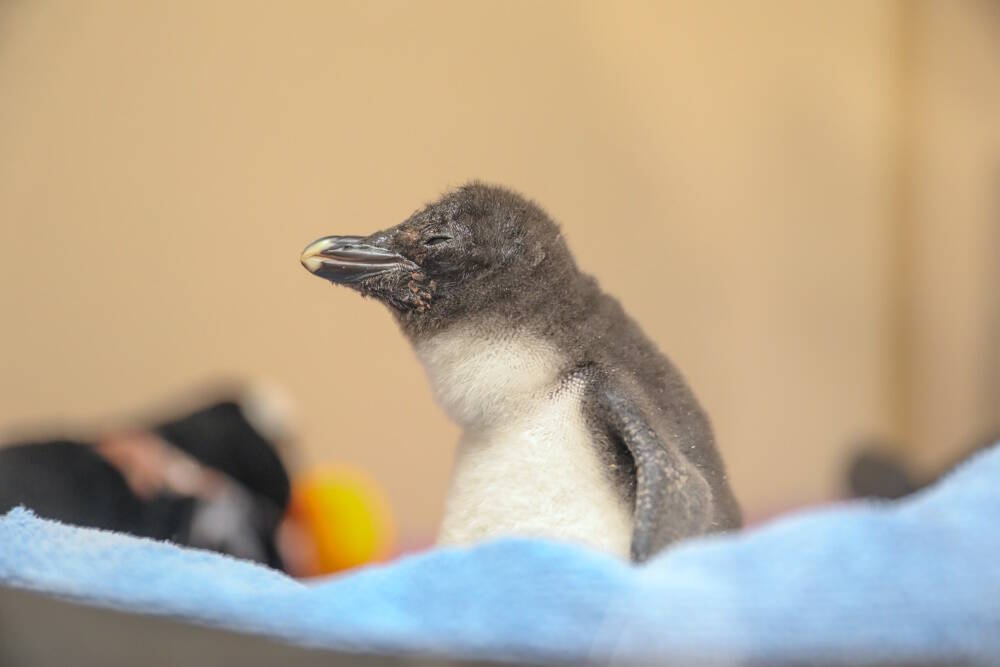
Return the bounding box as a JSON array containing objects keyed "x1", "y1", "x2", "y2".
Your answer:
[{"x1": 301, "y1": 182, "x2": 574, "y2": 335}]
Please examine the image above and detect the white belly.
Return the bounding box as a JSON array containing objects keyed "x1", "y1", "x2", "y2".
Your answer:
[
  {"x1": 436, "y1": 389, "x2": 633, "y2": 557},
  {"x1": 417, "y1": 323, "x2": 633, "y2": 557}
]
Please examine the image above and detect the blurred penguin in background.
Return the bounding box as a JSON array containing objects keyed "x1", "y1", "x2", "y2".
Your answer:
[{"x1": 0, "y1": 384, "x2": 295, "y2": 570}]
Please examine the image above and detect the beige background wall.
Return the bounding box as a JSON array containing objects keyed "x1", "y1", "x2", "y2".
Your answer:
[
  {"x1": 1, "y1": 1, "x2": 997, "y2": 540},
  {"x1": 900, "y1": 1, "x2": 1000, "y2": 469}
]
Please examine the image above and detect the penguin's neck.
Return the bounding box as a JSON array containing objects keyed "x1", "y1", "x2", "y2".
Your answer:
[
  {"x1": 413, "y1": 321, "x2": 566, "y2": 428},
  {"x1": 414, "y1": 321, "x2": 633, "y2": 557}
]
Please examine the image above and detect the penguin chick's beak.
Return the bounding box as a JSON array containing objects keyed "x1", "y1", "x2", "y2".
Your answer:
[{"x1": 300, "y1": 236, "x2": 415, "y2": 284}]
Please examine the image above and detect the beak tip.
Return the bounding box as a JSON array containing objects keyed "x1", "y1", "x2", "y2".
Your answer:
[
  {"x1": 301, "y1": 236, "x2": 339, "y2": 274},
  {"x1": 300, "y1": 253, "x2": 324, "y2": 274}
]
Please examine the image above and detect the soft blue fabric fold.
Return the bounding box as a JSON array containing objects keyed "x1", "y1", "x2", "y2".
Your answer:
[{"x1": 2, "y1": 445, "x2": 999, "y2": 665}]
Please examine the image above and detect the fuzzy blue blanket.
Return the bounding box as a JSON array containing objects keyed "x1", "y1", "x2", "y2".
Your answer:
[{"x1": 2, "y1": 445, "x2": 999, "y2": 665}]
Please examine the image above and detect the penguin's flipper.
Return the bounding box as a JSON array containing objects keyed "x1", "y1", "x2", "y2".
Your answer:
[{"x1": 597, "y1": 382, "x2": 714, "y2": 563}]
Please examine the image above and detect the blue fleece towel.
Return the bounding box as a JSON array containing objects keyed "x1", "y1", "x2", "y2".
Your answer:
[{"x1": 2, "y1": 445, "x2": 1000, "y2": 665}]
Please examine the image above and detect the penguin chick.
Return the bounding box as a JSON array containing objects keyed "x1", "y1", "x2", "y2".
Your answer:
[{"x1": 301, "y1": 183, "x2": 740, "y2": 561}]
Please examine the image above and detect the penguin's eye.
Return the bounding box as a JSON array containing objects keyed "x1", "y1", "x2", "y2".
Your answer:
[{"x1": 423, "y1": 235, "x2": 452, "y2": 247}]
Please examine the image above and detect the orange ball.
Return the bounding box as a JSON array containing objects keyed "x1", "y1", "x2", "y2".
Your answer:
[{"x1": 285, "y1": 466, "x2": 395, "y2": 576}]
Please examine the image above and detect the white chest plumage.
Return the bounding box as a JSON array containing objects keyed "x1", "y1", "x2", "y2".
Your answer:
[{"x1": 415, "y1": 326, "x2": 633, "y2": 557}]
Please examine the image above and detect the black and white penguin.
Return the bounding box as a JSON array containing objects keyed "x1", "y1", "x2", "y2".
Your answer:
[
  {"x1": 301, "y1": 183, "x2": 740, "y2": 561},
  {"x1": 0, "y1": 393, "x2": 292, "y2": 568}
]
